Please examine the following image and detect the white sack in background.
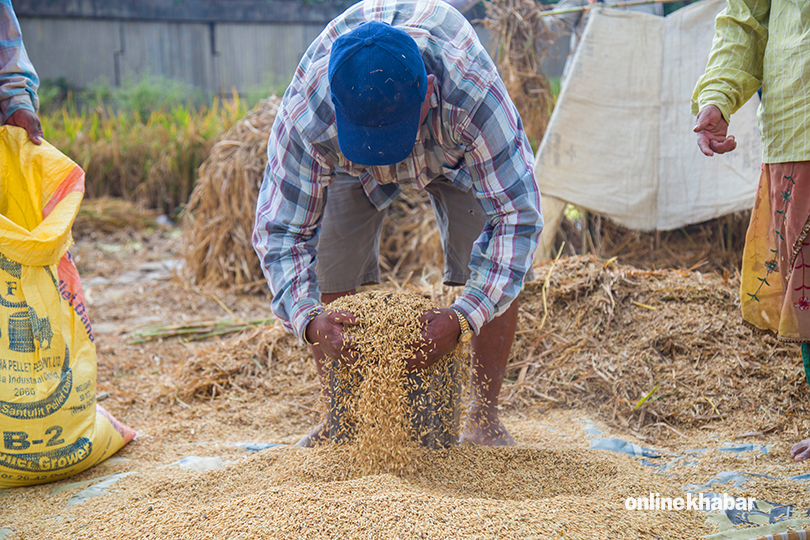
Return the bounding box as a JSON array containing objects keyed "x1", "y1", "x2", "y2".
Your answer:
[{"x1": 533, "y1": 0, "x2": 761, "y2": 232}]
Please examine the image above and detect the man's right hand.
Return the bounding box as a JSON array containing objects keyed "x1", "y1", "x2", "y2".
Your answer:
[
  {"x1": 694, "y1": 104, "x2": 736, "y2": 157},
  {"x1": 305, "y1": 309, "x2": 360, "y2": 363}
]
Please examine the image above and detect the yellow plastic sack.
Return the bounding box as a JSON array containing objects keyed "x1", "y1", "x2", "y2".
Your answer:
[{"x1": 0, "y1": 126, "x2": 135, "y2": 487}]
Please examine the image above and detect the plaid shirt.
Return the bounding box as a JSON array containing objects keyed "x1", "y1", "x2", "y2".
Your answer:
[
  {"x1": 692, "y1": 0, "x2": 810, "y2": 163},
  {"x1": 0, "y1": 0, "x2": 38, "y2": 123},
  {"x1": 253, "y1": 0, "x2": 543, "y2": 341}
]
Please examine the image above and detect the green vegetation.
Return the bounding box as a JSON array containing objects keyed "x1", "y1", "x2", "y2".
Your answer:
[
  {"x1": 39, "y1": 77, "x2": 250, "y2": 215},
  {"x1": 549, "y1": 76, "x2": 562, "y2": 101}
]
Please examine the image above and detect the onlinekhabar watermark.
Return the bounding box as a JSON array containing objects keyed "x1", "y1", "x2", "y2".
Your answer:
[{"x1": 625, "y1": 493, "x2": 755, "y2": 512}]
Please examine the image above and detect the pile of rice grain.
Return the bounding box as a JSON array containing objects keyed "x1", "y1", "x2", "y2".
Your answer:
[
  {"x1": 326, "y1": 290, "x2": 466, "y2": 473},
  {"x1": 15, "y1": 443, "x2": 714, "y2": 539}
]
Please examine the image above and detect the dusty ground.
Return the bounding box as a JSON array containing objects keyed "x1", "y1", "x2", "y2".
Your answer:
[{"x1": 2, "y1": 224, "x2": 810, "y2": 539}]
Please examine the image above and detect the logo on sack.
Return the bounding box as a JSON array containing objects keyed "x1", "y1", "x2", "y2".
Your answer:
[
  {"x1": 0, "y1": 253, "x2": 21, "y2": 279},
  {"x1": 7, "y1": 309, "x2": 53, "y2": 353},
  {"x1": 0, "y1": 437, "x2": 92, "y2": 472},
  {"x1": 0, "y1": 345, "x2": 72, "y2": 419},
  {"x1": 0, "y1": 254, "x2": 56, "y2": 352}
]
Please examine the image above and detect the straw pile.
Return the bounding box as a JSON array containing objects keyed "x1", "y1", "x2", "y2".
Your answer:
[
  {"x1": 180, "y1": 97, "x2": 282, "y2": 292},
  {"x1": 484, "y1": 0, "x2": 557, "y2": 148},
  {"x1": 377, "y1": 186, "x2": 444, "y2": 284},
  {"x1": 165, "y1": 323, "x2": 308, "y2": 403},
  {"x1": 505, "y1": 255, "x2": 806, "y2": 437},
  {"x1": 73, "y1": 196, "x2": 161, "y2": 237},
  {"x1": 326, "y1": 291, "x2": 464, "y2": 473},
  {"x1": 554, "y1": 210, "x2": 751, "y2": 274}
]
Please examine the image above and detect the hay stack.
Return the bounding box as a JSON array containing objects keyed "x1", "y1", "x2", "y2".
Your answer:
[
  {"x1": 485, "y1": 0, "x2": 557, "y2": 148},
  {"x1": 377, "y1": 186, "x2": 444, "y2": 284},
  {"x1": 181, "y1": 97, "x2": 281, "y2": 292}
]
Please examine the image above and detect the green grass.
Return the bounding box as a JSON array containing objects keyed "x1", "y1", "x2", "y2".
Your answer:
[
  {"x1": 549, "y1": 76, "x2": 562, "y2": 100},
  {"x1": 39, "y1": 77, "x2": 251, "y2": 215}
]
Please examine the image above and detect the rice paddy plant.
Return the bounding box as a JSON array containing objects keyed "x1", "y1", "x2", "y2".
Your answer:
[{"x1": 40, "y1": 86, "x2": 247, "y2": 215}]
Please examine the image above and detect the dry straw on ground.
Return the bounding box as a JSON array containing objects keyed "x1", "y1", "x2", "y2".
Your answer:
[
  {"x1": 506, "y1": 255, "x2": 807, "y2": 439},
  {"x1": 73, "y1": 196, "x2": 161, "y2": 237},
  {"x1": 168, "y1": 255, "x2": 810, "y2": 443},
  {"x1": 165, "y1": 323, "x2": 313, "y2": 404}
]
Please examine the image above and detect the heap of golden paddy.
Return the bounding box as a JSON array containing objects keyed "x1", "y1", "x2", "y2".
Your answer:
[{"x1": 315, "y1": 290, "x2": 466, "y2": 472}]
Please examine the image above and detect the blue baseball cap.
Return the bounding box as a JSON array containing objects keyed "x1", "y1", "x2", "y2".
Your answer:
[{"x1": 328, "y1": 21, "x2": 428, "y2": 166}]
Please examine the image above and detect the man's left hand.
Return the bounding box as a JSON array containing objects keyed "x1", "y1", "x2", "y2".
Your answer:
[
  {"x1": 4, "y1": 108, "x2": 43, "y2": 144},
  {"x1": 407, "y1": 308, "x2": 461, "y2": 371}
]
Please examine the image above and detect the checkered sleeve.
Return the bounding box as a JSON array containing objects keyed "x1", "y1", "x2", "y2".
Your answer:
[
  {"x1": 0, "y1": 0, "x2": 39, "y2": 123},
  {"x1": 452, "y1": 76, "x2": 544, "y2": 334},
  {"x1": 252, "y1": 106, "x2": 331, "y2": 342},
  {"x1": 691, "y1": 0, "x2": 769, "y2": 121}
]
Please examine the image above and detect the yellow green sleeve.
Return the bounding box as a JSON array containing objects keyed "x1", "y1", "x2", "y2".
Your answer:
[{"x1": 691, "y1": 0, "x2": 770, "y2": 121}]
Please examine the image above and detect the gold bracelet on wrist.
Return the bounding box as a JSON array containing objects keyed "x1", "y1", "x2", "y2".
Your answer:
[{"x1": 452, "y1": 308, "x2": 473, "y2": 343}]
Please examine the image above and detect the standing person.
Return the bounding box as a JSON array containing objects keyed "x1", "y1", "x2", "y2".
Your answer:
[
  {"x1": 692, "y1": 0, "x2": 810, "y2": 460},
  {"x1": 0, "y1": 0, "x2": 42, "y2": 144},
  {"x1": 253, "y1": 0, "x2": 543, "y2": 447}
]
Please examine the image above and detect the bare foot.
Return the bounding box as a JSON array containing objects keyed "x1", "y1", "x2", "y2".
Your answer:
[
  {"x1": 459, "y1": 411, "x2": 515, "y2": 447},
  {"x1": 295, "y1": 422, "x2": 329, "y2": 448},
  {"x1": 791, "y1": 438, "x2": 810, "y2": 462}
]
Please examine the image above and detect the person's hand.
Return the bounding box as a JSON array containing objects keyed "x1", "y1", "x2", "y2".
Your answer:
[
  {"x1": 694, "y1": 104, "x2": 736, "y2": 156},
  {"x1": 791, "y1": 439, "x2": 810, "y2": 462},
  {"x1": 4, "y1": 108, "x2": 43, "y2": 144},
  {"x1": 305, "y1": 309, "x2": 360, "y2": 363},
  {"x1": 406, "y1": 308, "x2": 461, "y2": 371}
]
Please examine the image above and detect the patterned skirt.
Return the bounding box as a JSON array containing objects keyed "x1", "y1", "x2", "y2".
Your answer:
[{"x1": 741, "y1": 162, "x2": 810, "y2": 342}]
